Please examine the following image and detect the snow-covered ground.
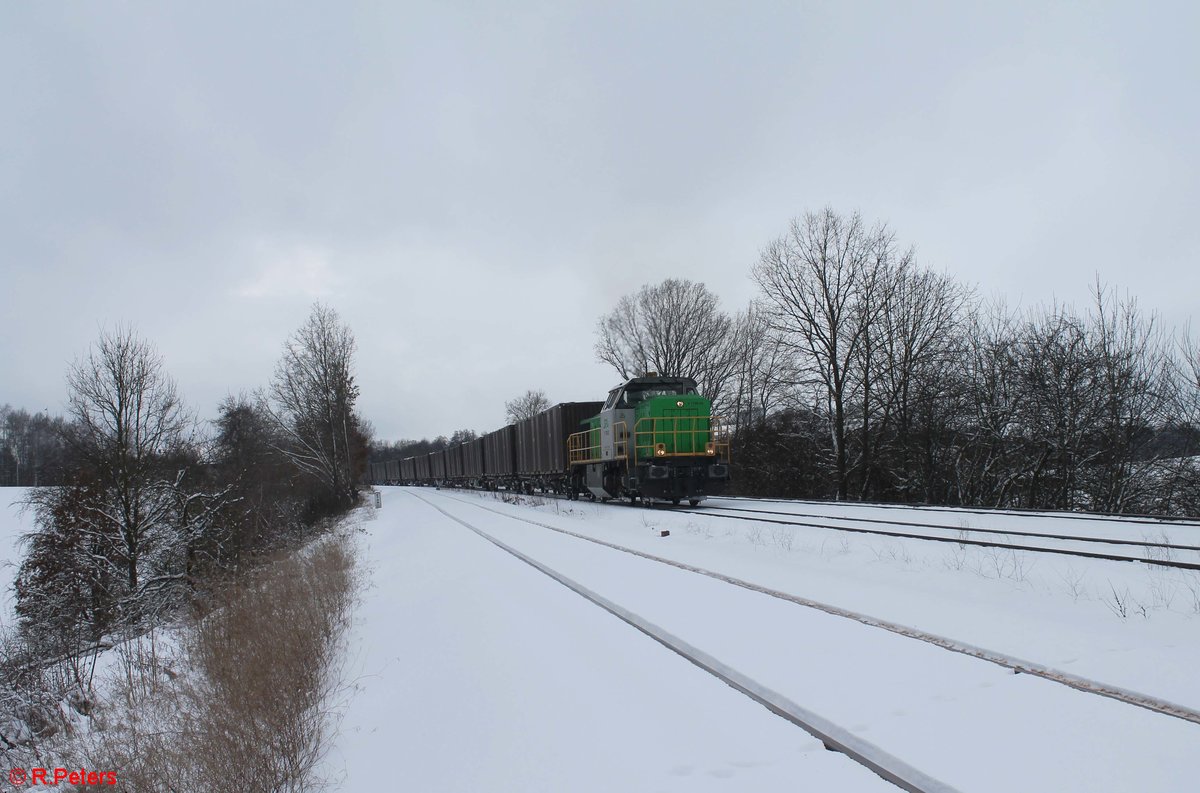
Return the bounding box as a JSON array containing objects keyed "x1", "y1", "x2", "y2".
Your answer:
[
  {"x1": 433, "y1": 488, "x2": 1200, "y2": 711},
  {"x1": 8, "y1": 485, "x2": 1198, "y2": 790},
  {"x1": 0, "y1": 487, "x2": 32, "y2": 627},
  {"x1": 324, "y1": 490, "x2": 895, "y2": 792},
  {"x1": 327, "y1": 487, "x2": 1200, "y2": 792},
  {"x1": 707, "y1": 495, "x2": 1200, "y2": 548}
]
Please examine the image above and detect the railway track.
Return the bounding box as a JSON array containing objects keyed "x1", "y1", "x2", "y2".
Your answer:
[
  {"x1": 427, "y1": 487, "x2": 1200, "y2": 727},
  {"x1": 414, "y1": 491, "x2": 962, "y2": 793},
  {"x1": 676, "y1": 503, "x2": 1200, "y2": 572},
  {"x1": 700, "y1": 502, "x2": 1200, "y2": 552},
  {"x1": 431, "y1": 484, "x2": 1200, "y2": 571},
  {"x1": 716, "y1": 495, "x2": 1200, "y2": 528}
]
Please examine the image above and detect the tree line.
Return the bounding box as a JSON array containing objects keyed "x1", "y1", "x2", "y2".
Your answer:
[
  {"x1": 367, "y1": 389, "x2": 551, "y2": 462},
  {"x1": 0, "y1": 406, "x2": 71, "y2": 487},
  {"x1": 594, "y1": 208, "x2": 1200, "y2": 516},
  {"x1": 4, "y1": 304, "x2": 369, "y2": 744}
]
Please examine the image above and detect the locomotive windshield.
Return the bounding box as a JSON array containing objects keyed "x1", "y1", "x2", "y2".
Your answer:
[{"x1": 616, "y1": 381, "x2": 698, "y2": 407}]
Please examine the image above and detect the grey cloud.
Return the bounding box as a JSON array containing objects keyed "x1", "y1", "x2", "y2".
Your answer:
[{"x1": 2, "y1": 1, "x2": 1196, "y2": 441}]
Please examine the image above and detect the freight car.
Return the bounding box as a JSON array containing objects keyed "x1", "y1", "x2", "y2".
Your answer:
[{"x1": 373, "y1": 374, "x2": 730, "y2": 505}]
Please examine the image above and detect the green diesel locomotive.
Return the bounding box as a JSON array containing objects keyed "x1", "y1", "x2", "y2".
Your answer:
[{"x1": 567, "y1": 374, "x2": 730, "y2": 505}]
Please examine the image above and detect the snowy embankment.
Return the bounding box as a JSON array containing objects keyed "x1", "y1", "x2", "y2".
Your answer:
[{"x1": 327, "y1": 487, "x2": 1199, "y2": 793}]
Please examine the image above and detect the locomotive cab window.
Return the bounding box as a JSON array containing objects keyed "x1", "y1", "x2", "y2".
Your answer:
[{"x1": 618, "y1": 382, "x2": 698, "y2": 407}]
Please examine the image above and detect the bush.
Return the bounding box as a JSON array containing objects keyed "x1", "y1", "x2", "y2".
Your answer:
[{"x1": 86, "y1": 532, "x2": 358, "y2": 792}]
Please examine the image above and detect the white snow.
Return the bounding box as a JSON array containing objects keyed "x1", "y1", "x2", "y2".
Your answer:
[
  {"x1": 0, "y1": 487, "x2": 32, "y2": 627},
  {"x1": 323, "y1": 489, "x2": 894, "y2": 792},
  {"x1": 9, "y1": 484, "x2": 1198, "y2": 791},
  {"x1": 324, "y1": 487, "x2": 1200, "y2": 793},
  {"x1": 433, "y1": 488, "x2": 1200, "y2": 711}
]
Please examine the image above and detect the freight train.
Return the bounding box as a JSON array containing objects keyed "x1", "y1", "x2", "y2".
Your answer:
[{"x1": 369, "y1": 374, "x2": 731, "y2": 505}]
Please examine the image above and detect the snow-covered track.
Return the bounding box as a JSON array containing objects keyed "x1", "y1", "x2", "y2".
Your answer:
[
  {"x1": 717, "y1": 495, "x2": 1200, "y2": 528},
  {"x1": 414, "y1": 491, "x2": 962, "y2": 793},
  {"x1": 436, "y1": 491, "x2": 1200, "y2": 727},
  {"x1": 678, "y1": 506, "x2": 1200, "y2": 572},
  {"x1": 703, "y1": 504, "x2": 1200, "y2": 553}
]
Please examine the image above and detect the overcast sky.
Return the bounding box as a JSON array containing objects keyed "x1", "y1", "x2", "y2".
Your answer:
[{"x1": 2, "y1": 1, "x2": 1197, "y2": 442}]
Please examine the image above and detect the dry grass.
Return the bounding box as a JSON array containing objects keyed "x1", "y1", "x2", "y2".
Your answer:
[{"x1": 86, "y1": 532, "x2": 357, "y2": 792}]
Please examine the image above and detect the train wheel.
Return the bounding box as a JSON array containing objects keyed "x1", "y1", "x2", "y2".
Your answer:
[
  {"x1": 671, "y1": 499, "x2": 681, "y2": 506},
  {"x1": 688, "y1": 499, "x2": 701, "y2": 506}
]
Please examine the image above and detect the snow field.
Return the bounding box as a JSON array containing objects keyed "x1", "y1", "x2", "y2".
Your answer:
[
  {"x1": 441, "y1": 488, "x2": 1200, "y2": 711},
  {"x1": 707, "y1": 496, "x2": 1200, "y2": 546},
  {"x1": 700, "y1": 494, "x2": 1200, "y2": 563},
  {"x1": 418, "y1": 489, "x2": 1198, "y2": 793},
  {"x1": 324, "y1": 488, "x2": 897, "y2": 792},
  {"x1": 0, "y1": 488, "x2": 32, "y2": 626}
]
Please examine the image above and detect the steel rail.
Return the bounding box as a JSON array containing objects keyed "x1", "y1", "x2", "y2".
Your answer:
[
  {"x1": 713, "y1": 495, "x2": 1200, "y2": 528},
  {"x1": 427, "y1": 489, "x2": 1200, "y2": 727},
  {"x1": 702, "y1": 504, "x2": 1200, "y2": 553},
  {"x1": 675, "y1": 508, "x2": 1200, "y2": 571},
  {"x1": 427, "y1": 484, "x2": 1200, "y2": 569},
  {"x1": 413, "y1": 491, "x2": 962, "y2": 793}
]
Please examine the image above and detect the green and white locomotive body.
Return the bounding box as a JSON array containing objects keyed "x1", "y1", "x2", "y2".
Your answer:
[{"x1": 568, "y1": 374, "x2": 730, "y2": 505}]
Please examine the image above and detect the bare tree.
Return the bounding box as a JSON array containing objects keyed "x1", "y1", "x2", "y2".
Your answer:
[
  {"x1": 869, "y1": 264, "x2": 972, "y2": 500},
  {"x1": 594, "y1": 278, "x2": 738, "y2": 410},
  {"x1": 953, "y1": 302, "x2": 1024, "y2": 506},
  {"x1": 213, "y1": 394, "x2": 304, "y2": 560},
  {"x1": 61, "y1": 324, "x2": 190, "y2": 596},
  {"x1": 1085, "y1": 282, "x2": 1175, "y2": 511},
  {"x1": 449, "y1": 428, "x2": 479, "y2": 444},
  {"x1": 264, "y1": 304, "x2": 363, "y2": 510},
  {"x1": 751, "y1": 208, "x2": 900, "y2": 500},
  {"x1": 1173, "y1": 327, "x2": 1200, "y2": 432},
  {"x1": 726, "y1": 303, "x2": 791, "y2": 433},
  {"x1": 505, "y1": 390, "x2": 550, "y2": 424},
  {"x1": 1160, "y1": 329, "x2": 1200, "y2": 514}
]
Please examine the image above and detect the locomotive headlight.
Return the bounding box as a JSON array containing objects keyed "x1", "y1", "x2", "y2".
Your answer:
[
  {"x1": 654, "y1": 443, "x2": 667, "y2": 456},
  {"x1": 676, "y1": 400, "x2": 684, "y2": 407},
  {"x1": 705, "y1": 442, "x2": 715, "y2": 455}
]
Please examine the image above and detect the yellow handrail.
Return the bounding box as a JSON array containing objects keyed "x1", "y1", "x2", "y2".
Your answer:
[
  {"x1": 567, "y1": 421, "x2": 630, "y2": 464},
  {"x1": 569, "y1": 416, "x2": 731, "y2": 464},
  {"x1": 632, "y1": 415, "x2": 730, "y2": 461}
]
